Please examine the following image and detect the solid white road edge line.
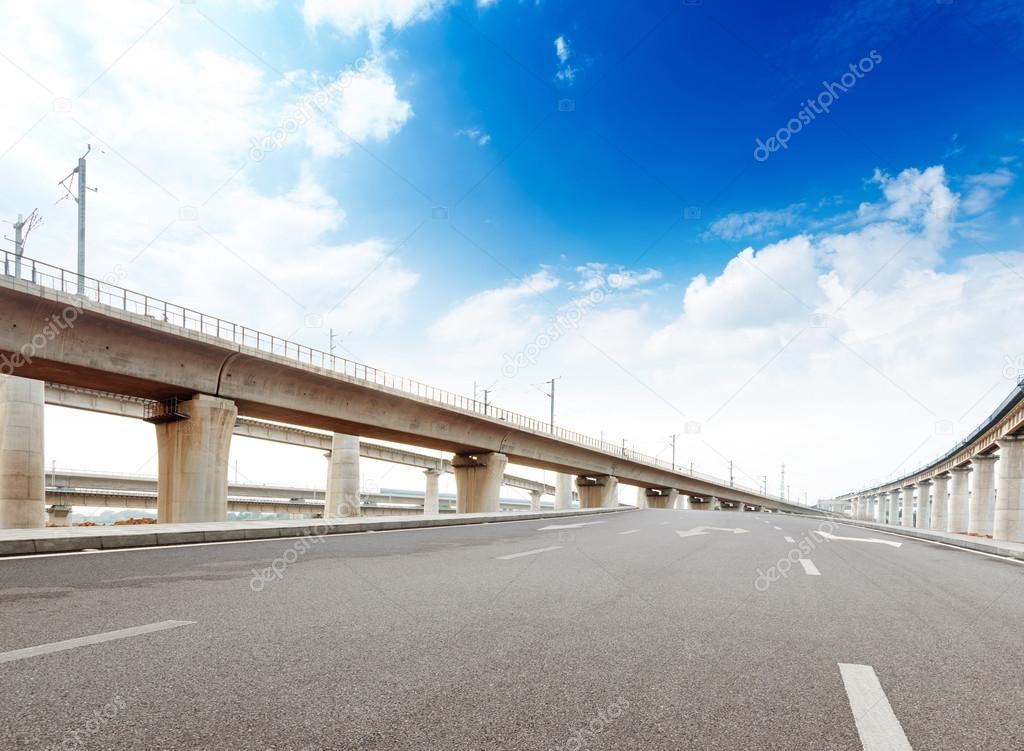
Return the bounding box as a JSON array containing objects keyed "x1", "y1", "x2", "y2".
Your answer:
[
  {"x1": 838, "y1": 663, "x2": 913, "y2": 751},
  {"x1": 0, "y1": 620, "x2": 196, "y2": 664}
]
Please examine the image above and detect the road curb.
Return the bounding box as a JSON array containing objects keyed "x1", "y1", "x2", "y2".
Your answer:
[{"x1": 0, "y1": 506, "x2": 635, "y2": 557}]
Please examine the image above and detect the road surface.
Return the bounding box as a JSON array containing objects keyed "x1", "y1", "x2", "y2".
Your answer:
[{"x1": 1, "y1": 509, "x2": 1022, "y2": 749}]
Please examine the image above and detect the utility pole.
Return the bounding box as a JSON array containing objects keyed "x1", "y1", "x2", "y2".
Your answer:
[
  {"x1": 329, "y1": 328, "x2": 337, "y2": 354},
  {"x1": 670, "y1": 433, "x2": 677, "y2": 471},
  {"x1": 4, "y1": 210, "x2": 40, "y2": 277},
  {"x1": 761, "y1": 475, "x2": 768, "y2": 495},
  {"x1": 58, "y1": 145, "x2": 94, "y2": 294},
  {"x1": 729, "y1": 460, "x2": 734, "y2": 487},
  {"x1": 780, "y1": 463, "x2": 785, "y2": 499},
  {"x1": 536, "y1": 376, "x2": 561, "y2": 433}
]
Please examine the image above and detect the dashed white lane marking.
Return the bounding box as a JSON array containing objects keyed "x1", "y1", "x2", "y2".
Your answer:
[
  {"x1": 784, "y1": 536, "x2": 796, "y2": 543},
  {"x1": 659, "y1": 521, "x2": 671, "y2": 526},
  {"x1": 0, "y1": 620, "x2": 195, "y2": 664},
  {"x1": 537, "y1": 521, "x2": 604, "y2": 531},
  {"x1": 773, "y1": 526, "x2": 782, "y2": 530},
  {"x1": 798, "y1": 558, "x2": 820, "y2": 576},
  {"x1": 838, "y1": 663, "x2": 913, "y2": 750},
  {"x1": 496, "y1": 546, "x2": 563, "y2": 560},
  {"x1": 619, "y1": 529, "x2": 641, "y2": 535}
]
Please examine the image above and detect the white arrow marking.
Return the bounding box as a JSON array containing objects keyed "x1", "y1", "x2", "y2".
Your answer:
[
  {"x1": 818, "y1": 531, "x2": 902, "y2": 548},
  {"x1": 537, "y1": 521, "x2": 605, "y2": 531},
  {"x1": 676, "y1": 526, "x2": 749, "y2": 538}
]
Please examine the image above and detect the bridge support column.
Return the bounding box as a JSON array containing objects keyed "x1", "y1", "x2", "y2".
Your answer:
[
  {"x1": 931, "y1": 475, "x2": 949, "y2": 531},
  {"x1": 875, "y1": 493, "x2": 885, "y2": 523},
  {"x1": 887, "y1": 491, "x2": 898, "y2": 526},
  {"x1": 155, "y1": 394, "x2": 237, "y2": 523},
  {"x1": 948, "y1": 466, "x2": 971, "y2": 533},
  {"x1": 644, "y1": 488, "x2": 677, "y2": 509},
  {"x1": 853, "y1": 496, "x2": 861, "y2": 520},
  {"x1": 994, "y1": 436, "x2": 1024, "y2": 542},
  {"x1": 326, "y1": 434, "x2": 361, "y2": 517},
  {"x1": 555, "y1": 473, "x2": 574, "y2": 510},
  {"x1": 0, "y1": 375, "x2": 45, "y2": 529},
  {"x1": 423, "y1": 468, "x2": 441, "y2": 515},
  {"x1": 635, "y1": 486, "x2": 649, "y2": 509},
  {"x1": 916, "y1": 479, "x2": 932, "y2": 530},
  {"x1": 969, "y1": 454, "x2": 998, "y2": 536},
  {"x1": 46, "y1": 504, "x2": 72, "y2": 527},
  {"x1": 452, "y1": 452, "x2": 507, "y2": 513},
  {"x1": 529, "y1": 489, "x2": 542, "y2": 511},
  {"x1": 901, "y1": 486, "x2": 914, "y2": 528},
  {"x1": 576, "y1": 475, "x2": 618, "y2": 508}
]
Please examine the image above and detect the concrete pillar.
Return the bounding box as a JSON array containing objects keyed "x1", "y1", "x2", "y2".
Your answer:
[
  {"x1": 994, "y1": 436, "x2": 1024, "y2": 542},
  {"x1": 423, "y1": 468, "x2": 441, "y2": 515},
  {"x1": 681, "y1": 494, "x2": 691, "y2": 510},
  {"x1": 875, "y1": 494, "x2": 885, "y2": 523},
  {"x1": 969, "y1": 454, "x2": 998, "y2": 536},
  {"x1": 325, "y1": 433, "x2": 361, "y2": 517},
  {"x1": 931, "y1": 475, "x2": 949, "y2": 531},
  {"x1": 46, "y1": 504, "x2": 72, "y2": 527},
  {"x1": 852, "y1": 496, "x2": 861, "y2": 519},
  {"x1": 555, "y1": 473, "x2": 574, "y2": 510},
  {"x1": 635, "y1": 485, "x2": 649, "y2": 509},
  {"x1": 529, "y1": 489, "x2": 542, "y2": 511},
  {"x1": 948, "y1": 466, "x2": 971, "y2": 533},
  {"x1": 155, "y1": 394, "x2": 236, "y2": 523},
  {"x1": 576, "y1": 475, "x2": 618, "y2": 508},
  {"x1": 887, "y1": 490, "x2": 898, "y2": 527},
  {"x1": 666, "y1": 488, "x2": 679, "y2": 509},
  {"x1": 916, "y1": 479, "x2": 932, "y2": 530},
  {"x1": 0, "y1": 375, "x2": 46, "y2": 528},
  {"x1": 452, "y1": 452, "x2": 507, "y2": 513},
  {"x1": 900, "y1": 486, "x2": 915, "y2": 528}
]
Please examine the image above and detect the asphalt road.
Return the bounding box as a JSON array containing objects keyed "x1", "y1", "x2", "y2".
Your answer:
[{"x1": 1, "y1": 509, "x2": 1023, "y2": 750}]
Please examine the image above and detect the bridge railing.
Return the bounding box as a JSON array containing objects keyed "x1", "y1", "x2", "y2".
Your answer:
[{"x1": 2, "y1": 250, "x2": 794, "y2": 504}]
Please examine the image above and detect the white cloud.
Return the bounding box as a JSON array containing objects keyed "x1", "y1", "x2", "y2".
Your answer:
[
  {"x1": 456, "y1": 127, "x2": 491, "y2": 146},
  {"x1": 553, "y1": 34, "x2": 576, "y2": 83},
  {"x1": 707, "y1": 204, "x2": 804, "y2": 241},
  {"x1": 302, "y1": 0, "x2": 450, "y2": 37},
  {"x1": 961, "y1": 168, "x2": 1014, "y2": 215},
  {"x1": 301, "y1": 63, "x2": 413, "y2": 157}
]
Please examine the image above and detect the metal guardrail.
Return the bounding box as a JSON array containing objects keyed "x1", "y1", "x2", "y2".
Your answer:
[{"x1": 3, "y1": 249, "x2": 793, "y2": 504}]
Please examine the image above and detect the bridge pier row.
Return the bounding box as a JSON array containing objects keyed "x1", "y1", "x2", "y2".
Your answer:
[
  {"x1": 452, "y1": 452, "x2": 507, "y2": 513},
  {"x1": 948, "y1": 466, "x2": 971, "y2": 533},
  {"x1": 916, "y1": 479, "x2": 932, "y2": 530},
  {"x1": 576, "y1": 475, "x2": 618, "y2": 508},
  {"x1": 423, "y1": 468, "x2": 441, "y2": 515},
  {"x1": 155, "y1": 394, "x2": 237, "y2": 523},
  {"x1": 529, "y1": 489, "x2": 542, "y2": 511},
  {"x1": 555, "y1": 473, "x2": 574, "y2": 510},
  {"x1": 325, "y1": 434, "x2": 361, "y2": 517},
  {"x1": 969, "y1": 454, "x2": 998, "y2": 536},
  {"x1": 994, "y1": 436, "x2": 1024, "y2": 542},
  {"x1": 931, "y1": 475, "x2": 950, "y2": 531},
  {"x1": 888, "y1": 491, "x2": 899, "y2": 527},
  {"x1": 0, "y1": 375, "x2": 46, "y2": 528}
]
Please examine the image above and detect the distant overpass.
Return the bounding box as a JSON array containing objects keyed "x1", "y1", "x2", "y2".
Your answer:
[
  {"x1": 837, "y1": 381, "x2": 1024, "y2": 542},
  {"x1": 0, "y1": 252, "x2": 813, "y2": 526}
]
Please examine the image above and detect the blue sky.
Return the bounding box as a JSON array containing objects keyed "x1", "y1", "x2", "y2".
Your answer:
[{"x1": 2, "y1": 0, "x2": 1023, "y2": 501}]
